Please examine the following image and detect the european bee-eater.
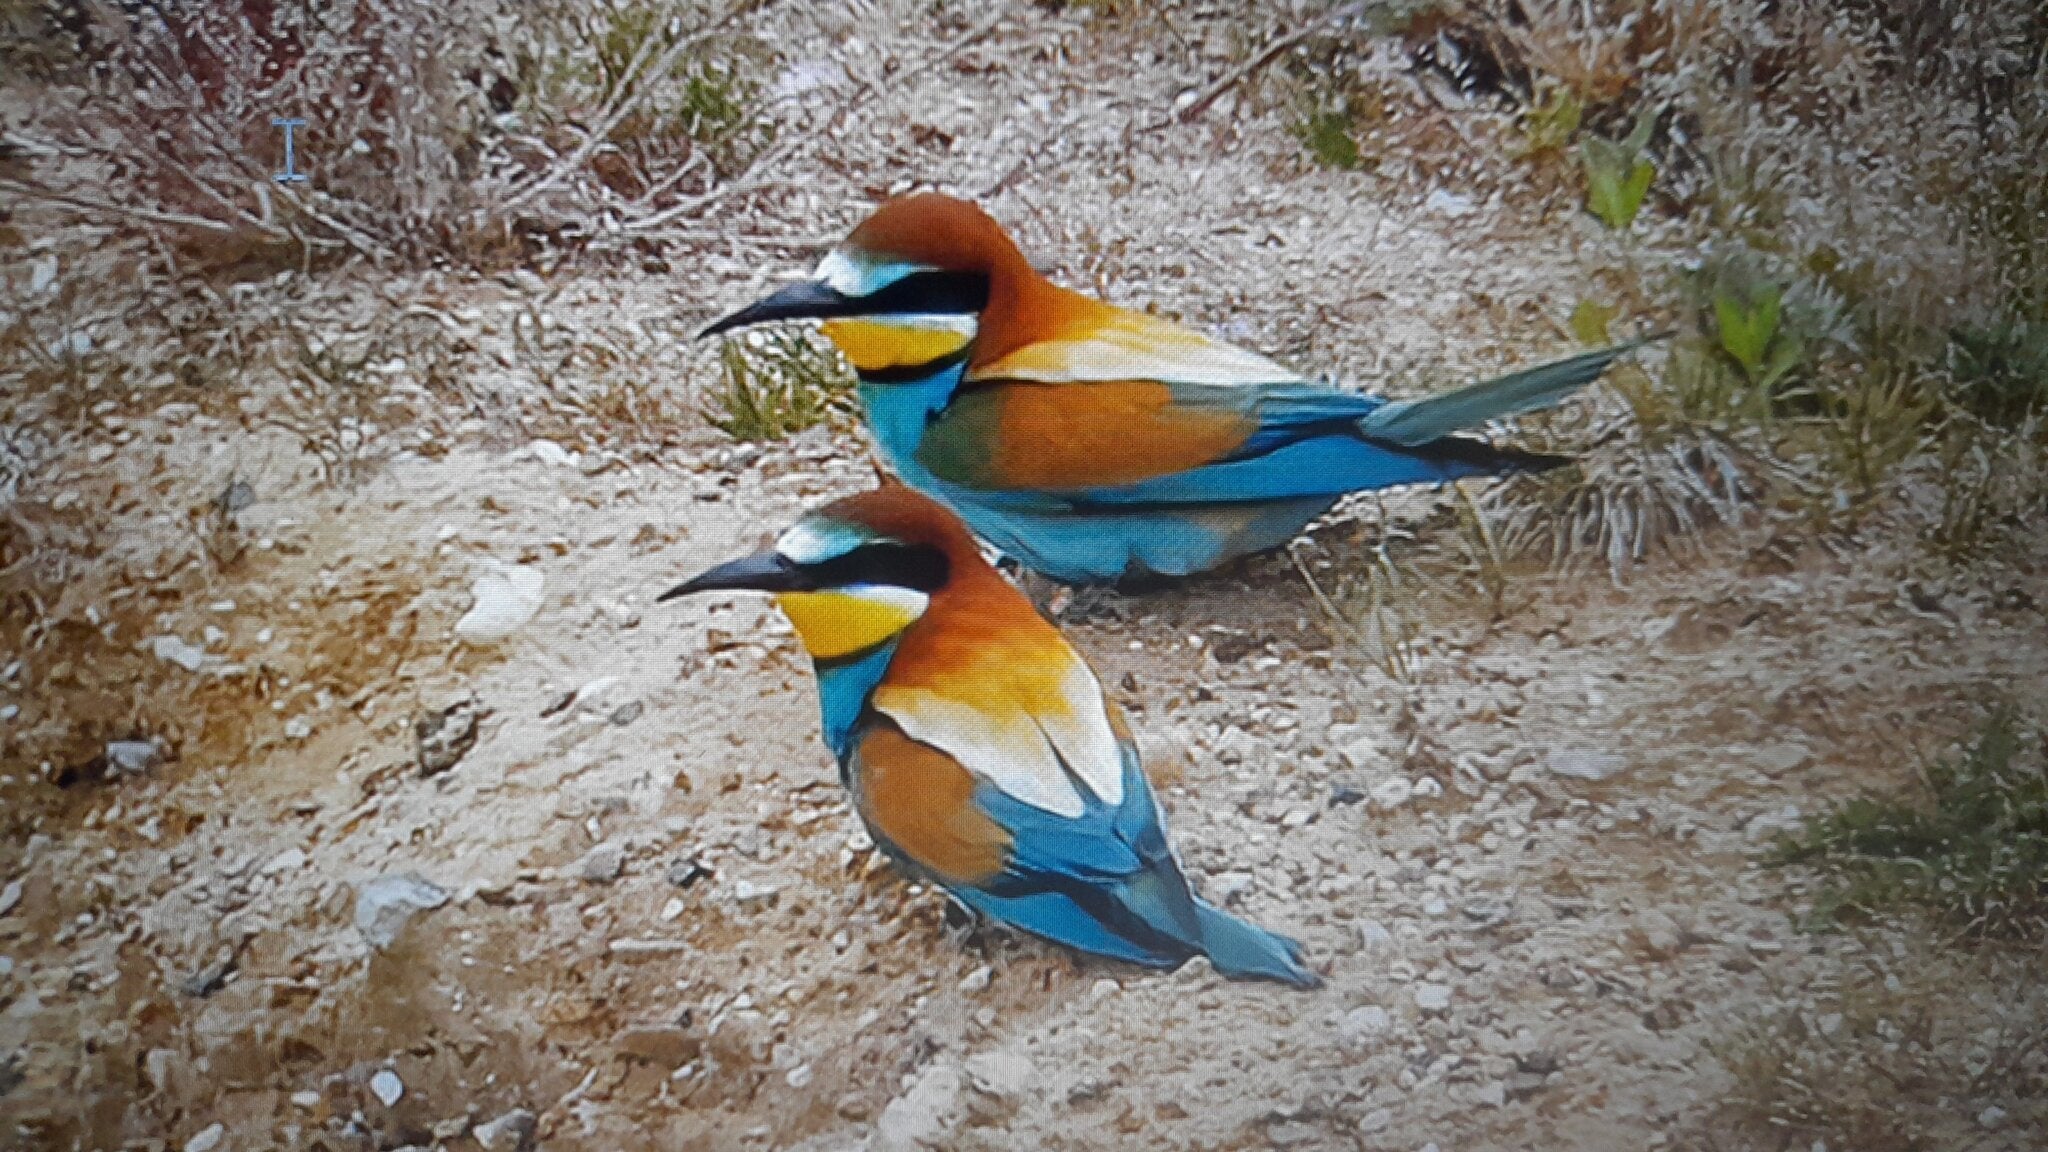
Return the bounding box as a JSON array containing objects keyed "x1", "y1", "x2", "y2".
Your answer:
[
  {"x1": 660, "y1": 486, "x2": 1319, "y2": 988},
  {"x1": 702, "y1": 192, "x2": 1645, "y2": 584}
]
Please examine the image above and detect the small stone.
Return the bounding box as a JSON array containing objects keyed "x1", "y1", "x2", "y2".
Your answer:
[
  {"x1": 369, "y1": 1068, "x2": 404, "y2": 1106},
  {"x1": 454, "y1": 561, "x2": 544, "y2": 644},
  {"x1": 577, "y1": 843, "x2": 624, "y2": 883},
  {"x1": 616, "y1": 1025, "x2": 699, "y2": 1069},
  {"x1": 666, "y1": 858, "x2": 712, "y2": 888},
  {"x1": 105, "y1": 740, "x2": 163, "y2": 774},
  {"x1": 608, "y1": 701, "x2": 643, "y2": 727},
  {"x1": 785, "y1": 1064, "x2": 813, "y2": 1089},
  {"x1": 1357, "y1": 1108, "x2": 1393, "y2": 1133},
  {"x1": 1338, "y1": 1005, "x2": 1392, "y2": 1049},
  {"x1": 261, "y1": 847, "x2": 308, "y2": 876},
  {"x1": 1745, "y1": 805, "x2": 1804, "y2": 842},
  {"x1": 1753, "y1": 743, "x2": 1812, "y2": 777},
  {"x1": 290, "y1": 1090, "x2": 322, "y2": 1109},
  {"x1": 143, "y1": 1049, "x2": 176, "y2": 1094},
  {"x1": 1545, "y1": 749, "x2": 1626, "y2": 781},
  {"x1": 875, "y1": 1066, "x2": 964, "y2": 1152},
  {"x1": 1358, "y1": 919, "x2": 1394, "y2": 951},
  {"x1": 1414, "y1": 983, "x2": 1453, "y2": 1012},
  {"x1": 1475, "y1": 1080, "x2": 1507, "y2": 1107},
  {"x1": 184, "y1": 1122, "x2": 225, "y2": 1152},
  {"x1": 151, "y1": 635, "x2": 207, "y2": 672},
  {"x1": 958, "y1": 965, "x2": 992, "y2": 994},
  {"x1": 659, "y1": 897, "x2": 686, "y2": 922},
  {"x1": 1371, "y1": 777, "x2": 1415, "y2": 809},
  {"x1": 1626, "y1": 911, "x2": 1686, "y2": 960},
  {"x1": 962, "y1": 1052, "x2": 1035, "y2": 1100},
  {"x1": 415, "y1": 699, "x2": 483, "y2": 776},
  {"x1": 1978, "y1": 1105, "x2": 2007, "y2": 1130},
  {"x1": 473, "y1": 1108, "x2": 537, "y2": 1152},
  {"x1": 0, "y1": 879, "x2": 20, "y2": 918},
  {"x1": 732, "y1": 878, "x2": 778, "y2": 904},
  {"x1": 353, "y1": 873, "x2": 450, "y2": 950}
]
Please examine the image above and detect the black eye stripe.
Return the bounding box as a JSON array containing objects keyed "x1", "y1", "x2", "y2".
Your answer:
[
  {"x1": 857, "y1": 270, "x2": 990, "y2": 316},
  {"x1": 804, "y1": 541, "x2": 950, "y2": 592}
]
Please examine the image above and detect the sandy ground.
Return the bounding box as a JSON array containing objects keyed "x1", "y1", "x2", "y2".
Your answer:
[{"x1": 4, "y1": 3, "x2": 2045, "y2": 1151}]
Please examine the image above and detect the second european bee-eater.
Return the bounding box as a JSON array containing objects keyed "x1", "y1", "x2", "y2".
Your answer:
[
  {"x1": 660, "y1": 485, "x2": 1319, "y2": 988},
  {"x1": 703, "y1": 192, "x2": 1645, "y2": 585}
]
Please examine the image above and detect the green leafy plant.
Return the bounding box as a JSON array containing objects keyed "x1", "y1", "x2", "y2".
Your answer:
[
  {"x1": 1515, "y1": 79, "x2": 1583, "y2": 159},
  {"x1": 1948, "y1": 320, "x2": 2048, "y2": 429},
  {"x1": 1579, "y1": 106, "x2": 1657, "y2": 231},
  {"x1": 1713, "y1": 281, "x2": 1803, "y2": 392},
  {"x1": 704, "y1": 330, "x2": 855, "y2": 442},
  {"x1": 1293, "y1": 105, "x2": 1365, "y2": 171},
  {"x1": 1772, "y1": 707, "x2": 2048, "y2": 941}
]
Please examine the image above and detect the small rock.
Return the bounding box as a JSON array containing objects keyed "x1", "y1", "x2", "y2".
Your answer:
[
  {"x1": 1338, "y1": 1004, "x2": 1392, "y2": 1049},
  {"x1": 353, "y1": 873, "x2": 450, "y2": 950},
  {"x1": 962, "y1": 1052, "x2": 1035, "y2": 1101},
  {"x1": 1357, "y1": 1108, "x2": 1393, "y2": 1133},
  {"x1": 1546, "y1": 749, "x2": 1626, "y2": 781},
  {"x1": 415, "y1": 699, "x2": 483, "y2": 776},
  {"x1": 1414, "y1": 983, "x2": 1453, "y2": 1012},
  {"x1": 616, "y1": 1025, "x2": 699, "y2": 1069},
  {"x1": 786, "y1": 1064, "x2": 813, "y2": 1088},
  {"x1": 666, "y1": 858, "x2": 712, "y2": 888},
  {"x1": 473, "y1": 1108, "x2": 537, "y2": 1152},
  {"x1": 1358, "y1": 919, "x2": 1394, "y2": 951},
  {"x1": 577, "y1": 843, "x2": 624, "y2": 884},
  {"x1": 0, "y1": 879, "x2": 20, "y2": 918},
  {"x1": 1745, "y1": 805, "x2": 1804, "y2": 842},
  {"x1": 1474, "y1": 1080, "x2": 1507, "y2": 1107},
  {"x1": 184, "y1": 1122, "x2": 225, "y2": 1152},
  {"x1": 608, "y1": 700, "x2": 644, "y2": 727},
  {"x1": 958, "y1": 965, "x2": 992, "y2": 994},
  {"x1": 105, "y1": 740, "x2": 164, "y2": 774},
  {"x1": 143, "y1": 1049, "x2": 176, "y2": 1094},
  {"x1": 1753, "y1": 743, "x2": 1812, "y2": 777},
  {"x1": 262, "y1": 847, "x2": 308, "y2": 876},
  {"x1": 1370, "y1": 777, "x2": 1415, "y2": 809},
  {"x1": 876, "y1": 1066, "x2": 964, "y2": 1152},
  {"x1": 290, "y1": 1090, "x2": 322, "y2": 1109},
  {"x1": 732, "y1": 878, "x2": 778, "y2": 904},
  {"x1": 454, "y1": 561, "x2": 545, "y2": 644},
  {"x1": 659, "y1": 897, "x2": 686, "y2": 922},
  {"x1": 150, "y1": 635, "x2": 207, "y2": 672},
  {"x1": 1978, "y1": 1105, "x2": 2007, "y2": 1130},
  {"x1": 369, "y1": 1068, "x2": 404, "y2": 1107}
]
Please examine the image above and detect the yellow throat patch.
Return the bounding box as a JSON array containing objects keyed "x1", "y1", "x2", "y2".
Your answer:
[
  {"x1": 775, "y1": 587, "x2": 929, "y2": 660},
  {"x1": 820, "y1": 319, "x2": 973, "y2": 374}
]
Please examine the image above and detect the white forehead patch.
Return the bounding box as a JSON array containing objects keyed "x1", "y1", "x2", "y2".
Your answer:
[
  {"x1": 776, "y1": 518, "x2": 865, "y2": 565},
  {"x1": 815, "y1": 250, "x2": 928, "y2": 298}
]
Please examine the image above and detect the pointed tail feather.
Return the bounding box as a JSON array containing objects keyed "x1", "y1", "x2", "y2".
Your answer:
[
  {"x1": 1191, "y1": 899, "x2": 1321, "y2": 989},
  {"x1": 1358, "y1": 337, "x2": 1662, "y2": 448}
]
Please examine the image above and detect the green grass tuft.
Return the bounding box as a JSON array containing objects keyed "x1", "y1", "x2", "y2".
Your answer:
[
  {"x1": 704, "y1": 330, "x2": 855, "y2": 443},
  {"x1": 1772, "y1": 707, "x2": 2048, "y2": 941}
]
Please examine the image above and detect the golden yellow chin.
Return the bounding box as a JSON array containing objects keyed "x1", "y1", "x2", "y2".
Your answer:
[
  {"x1": 775, "y1": 588, "x2": 927, "y2": 660},
  {"x1": 819, "y1": 319, "x2": 972, "y2": 373}
]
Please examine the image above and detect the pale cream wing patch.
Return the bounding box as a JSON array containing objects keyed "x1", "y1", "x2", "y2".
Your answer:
[
  {"x1": 973, "y1": 308, "x2": 1305, "y2": 387},
  {"x1": 871, "y1": 658, "x2": 1125, "y2": 819}
]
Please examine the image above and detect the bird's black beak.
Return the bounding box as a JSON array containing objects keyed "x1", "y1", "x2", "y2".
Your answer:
[
  {"x1": 658, "y1": 550, "x2": 810, "y2": 602},
  {"x1": 698, "y1": 280, "x2": 856, "y2": 339}
]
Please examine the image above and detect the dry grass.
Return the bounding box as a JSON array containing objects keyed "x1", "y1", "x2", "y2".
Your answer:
[{"x1": 1702, "y1": 951, "x2": 2048, "y2": 1151}]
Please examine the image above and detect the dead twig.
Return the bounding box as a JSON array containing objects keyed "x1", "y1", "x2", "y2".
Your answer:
[{"x1": 1156, "y1": 0, "x2": 1375, "y2": 129}]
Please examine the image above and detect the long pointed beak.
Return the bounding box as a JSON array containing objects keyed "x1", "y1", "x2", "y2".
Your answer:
[
  {"x1": 698, "y1": 280, "x2": 855, "y2": 339},
  {"x1": 658, "y1": 550, "x2": 809, "y2": 601}
]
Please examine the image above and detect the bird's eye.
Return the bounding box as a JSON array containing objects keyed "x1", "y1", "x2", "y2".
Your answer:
[
  {"x1": 806, "y1": 541, "x2": 950, "y2": 592},
  {"x1": 858, "y1": 270, "x2": 990, "y2": 317}
]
